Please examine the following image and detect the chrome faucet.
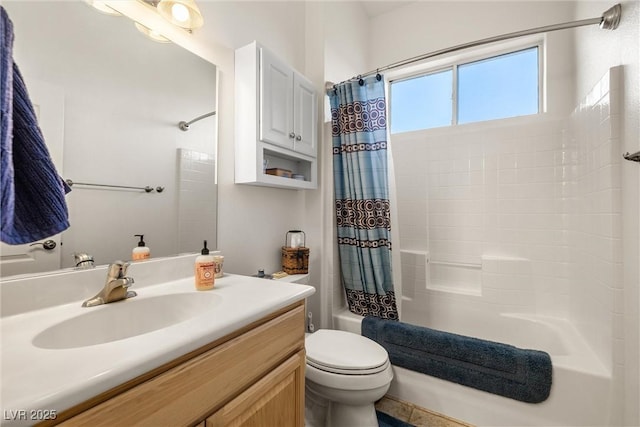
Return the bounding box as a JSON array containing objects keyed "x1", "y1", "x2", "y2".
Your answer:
[{"x1": 82, "y1": 261, "x2": 136, "y2": 307}]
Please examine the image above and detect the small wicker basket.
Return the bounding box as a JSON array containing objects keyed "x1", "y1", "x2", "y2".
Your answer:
[{"x1": 282, "y1": 231, "x2": 309, "y2": 274}]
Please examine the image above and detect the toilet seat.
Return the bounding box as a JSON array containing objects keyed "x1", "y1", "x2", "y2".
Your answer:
[
  {"x1": 306, "y1": 329, "x2": 389, "y2": 375},
  {"x1": 307, "y1": 358, "x2": 390, "y2": 375}
]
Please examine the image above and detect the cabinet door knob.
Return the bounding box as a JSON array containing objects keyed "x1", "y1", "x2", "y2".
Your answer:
[
  {"x1": 295, "y1": 135, "x2": 302, "y2": 141},
  {"x1": 289, "y1": 132, "x2": 296, "y2": 139}
]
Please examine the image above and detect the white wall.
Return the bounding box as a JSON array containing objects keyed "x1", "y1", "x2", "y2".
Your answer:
[
  {"x1": 319, "y1": 1, "x2": 371, "y2": 328},
  {"x1": 197, "y1": 1, "x2": 306, "y2": 70},
  {"x1": 302, "y1": 2, "x2": 327, "y2": 331}
]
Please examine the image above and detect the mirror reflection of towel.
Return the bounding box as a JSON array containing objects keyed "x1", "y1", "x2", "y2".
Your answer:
[{"x1": 1, "y1": 6, "x2": 70, "y2": 245}]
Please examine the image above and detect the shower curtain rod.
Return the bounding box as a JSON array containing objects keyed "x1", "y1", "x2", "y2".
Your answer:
[{"x1": 327, "y1": 3, "x2": 621, "y2": 88}]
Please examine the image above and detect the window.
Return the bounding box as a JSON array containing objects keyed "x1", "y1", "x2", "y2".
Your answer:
[
  {"x1": 390, "y1": 46, "x2": 540, "y2": 133},
  {"x1": 391, "y1": 69, "x2": 452, "y2": 133}
]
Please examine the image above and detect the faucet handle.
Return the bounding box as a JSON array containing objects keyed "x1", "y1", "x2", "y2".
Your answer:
[
  {"x1": 73, "y1": 252, "x2": 95, "y2": 269},
  {"x1": 107, "y1": 260, "x2": 129, "y2": 279},
  {"x1": 120, "y1": 261, "x2": 131, "y2": 276}
]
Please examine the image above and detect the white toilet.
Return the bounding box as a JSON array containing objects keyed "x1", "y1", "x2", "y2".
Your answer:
[{"x1": 304, "y1": 329, "x2": 394, "y2": 427}]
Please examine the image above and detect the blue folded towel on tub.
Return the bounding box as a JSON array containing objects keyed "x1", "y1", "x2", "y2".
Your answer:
[{"x1": 362, "y1": 316, "x2": 552, "y2": 403}]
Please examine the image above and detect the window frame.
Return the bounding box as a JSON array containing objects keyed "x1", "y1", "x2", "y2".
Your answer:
[{"x1": 388, "y1": 36, "x2": 545, "y2": 132}]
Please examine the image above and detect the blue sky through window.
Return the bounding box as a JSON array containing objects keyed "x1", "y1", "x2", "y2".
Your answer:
[
  {"x1": 390, "y1": 46, "x2": 539, "y2": 133},
  {"x1": 458, "y1": 47, "x2": 538, "y2": 124},
  {"x1": 390, "y1": 69, "x2": 452, "y2": 133}
]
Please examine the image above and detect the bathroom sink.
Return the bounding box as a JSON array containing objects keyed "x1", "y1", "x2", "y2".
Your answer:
[{"x1": 33, "y1": 293, "x2": 221, "y2": 349}]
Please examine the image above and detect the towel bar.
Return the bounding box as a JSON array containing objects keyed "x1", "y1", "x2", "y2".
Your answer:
[{"x1": 65, "y1": 179, "x2": 164, "y2": 193}]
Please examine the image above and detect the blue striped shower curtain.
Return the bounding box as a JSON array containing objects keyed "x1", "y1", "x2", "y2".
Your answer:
[{"x1": 329, "y1": 76, "x2": 398, "y2": 320}]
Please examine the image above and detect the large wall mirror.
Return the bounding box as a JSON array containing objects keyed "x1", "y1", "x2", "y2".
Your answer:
[{"x1": 1, "y1": 1, "x2": 218, "y2": 277}]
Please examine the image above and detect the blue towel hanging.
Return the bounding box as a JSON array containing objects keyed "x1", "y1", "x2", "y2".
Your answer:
[{"x1": 1, "y1": 6, "x2": 70, "y2": 245}]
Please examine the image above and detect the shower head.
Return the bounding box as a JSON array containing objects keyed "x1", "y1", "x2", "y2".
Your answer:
[{"x1": 600, "y1": 4, "x2": 621, "y2": 30}]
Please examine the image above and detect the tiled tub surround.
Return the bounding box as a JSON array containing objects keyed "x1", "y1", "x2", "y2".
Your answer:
[
  {"x1": 177, "y1": 149, "x2": 217, "y2": 255},
  {"x1": 565, "y1": 67, "x2": 624, "y2": 389},
  {"x1": 360, "y1": 67, "x2": 623, "y2": 426},
  {"x1": 394, "y1": 115, "x2": 571, "y2": 317}
]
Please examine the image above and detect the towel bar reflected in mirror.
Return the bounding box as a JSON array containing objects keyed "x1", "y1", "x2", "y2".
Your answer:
[{"x1": 65, "y1": 179, "x2": 164, "y2": 193}]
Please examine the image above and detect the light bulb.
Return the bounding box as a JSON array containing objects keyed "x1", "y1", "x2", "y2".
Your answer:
[
  {"x1": 171, "y1": 3, "x2": 190, "y2": 22},
  {"x1": 157, "y1": 0, "x2": 204, "y2": 29}
]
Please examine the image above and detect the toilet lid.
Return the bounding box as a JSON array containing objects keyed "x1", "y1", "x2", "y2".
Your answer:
[{"x1": 305, "y1": 329, "x2": 389, "y2": 373}]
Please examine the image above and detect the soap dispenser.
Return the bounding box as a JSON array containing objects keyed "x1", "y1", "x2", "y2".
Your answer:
[
  {"x1": 132, "y1": 234, "x2": 150, "y2": 261},
  {"x1": 195, "y1": 240, "x2": 215, "y2": 290}
]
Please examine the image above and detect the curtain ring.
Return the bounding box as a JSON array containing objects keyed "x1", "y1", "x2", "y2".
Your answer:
[
  {"x1": 376, "y1": 70, "x2": 382, "y2": 81},
  {"x1": 358, "y1": 75, "x2": 364, "y2": 86},
  {"x1": 333, "y1": 84, "x2": 338, "y2": 95}
]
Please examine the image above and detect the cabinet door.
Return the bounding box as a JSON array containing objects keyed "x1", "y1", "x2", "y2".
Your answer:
[
  {"x1": 260, "y1": 47, "x2": 294, "y2": 150},
  {"x1": 293, "y1": 73, "x2": 317, "y2": 158},
  {"x1": 206, "y1": 351, "x2": 305, "y2": 427}
]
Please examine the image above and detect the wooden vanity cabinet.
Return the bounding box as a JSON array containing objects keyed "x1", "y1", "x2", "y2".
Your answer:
[{"x1": 50, "y1": 302, "x2": 306, "y2": 427}]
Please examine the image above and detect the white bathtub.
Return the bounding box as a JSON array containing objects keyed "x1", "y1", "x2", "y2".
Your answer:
[{"x1": 334, "y1": 307, "x2": 613, "y2": 426}]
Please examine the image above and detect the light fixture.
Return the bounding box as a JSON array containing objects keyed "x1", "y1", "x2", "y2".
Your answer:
[
  {"x1": 86, "y1": 0, "x2": 205, "y2": 42},
  {"x1": 85, "y1": 0, "x2": 121, "y2": 16},
  {"x1": 157, "y1": 0, "x2": 204, "y2": 30},
  {"x1": 134, "y1": 22, "x2": 171, "y2": 43}
]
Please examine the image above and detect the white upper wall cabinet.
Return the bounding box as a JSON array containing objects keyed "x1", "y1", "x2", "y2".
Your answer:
[{"x1": 235, "y1": 41, "x2": 317, "y2": 190}]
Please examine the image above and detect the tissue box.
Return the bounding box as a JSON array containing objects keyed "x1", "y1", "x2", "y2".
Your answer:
[{"x1": 281, "y1": 246, "x2": 309, "y2": 274}]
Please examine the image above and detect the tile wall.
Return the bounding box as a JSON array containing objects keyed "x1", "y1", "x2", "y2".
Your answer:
[
  {"x1": 566, "y1": 67, "x2": 623, "y2": 374},
  {"x1": 392, "y1": 67, "x2": 622, "y2": 373},
  {"x1": 393, "y1": 115, "x2": 570, "y2": 317},
  {"x1": 177, "y1": 149, "x2": 217, "y2": 255}
]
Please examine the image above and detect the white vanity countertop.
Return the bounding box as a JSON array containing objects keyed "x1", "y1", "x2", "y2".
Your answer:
[{"x1": 0, "y1": 272, "x2": 314, "y2": 426}]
